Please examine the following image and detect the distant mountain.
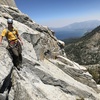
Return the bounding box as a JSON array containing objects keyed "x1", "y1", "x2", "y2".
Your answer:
[
  {"x1": 64, "y1": 25, "x2": 100, "y2": 65},
  {"x1": 50, "y1": 20, "x2": 100, "y2": 40}
]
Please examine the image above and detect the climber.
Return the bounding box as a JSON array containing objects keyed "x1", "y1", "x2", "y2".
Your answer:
[{"x1": 0, "y1": 18, "x2": 23, "y2": 70}]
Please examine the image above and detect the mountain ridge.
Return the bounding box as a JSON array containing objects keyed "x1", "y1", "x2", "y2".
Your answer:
[
  {"x1": 51, "y1": 20, "x2": 100, "y2": 40},
  {"x1": 64, "y1": 25, "x2": 100, "y2": 65}
]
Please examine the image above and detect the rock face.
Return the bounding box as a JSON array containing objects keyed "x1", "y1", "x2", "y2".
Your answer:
[
  {"x1": 0, "y1": 2, "x2": 100, "y2": 100},
  {"x1": 0, "y1": 0, "x2": 16, "y2": 7}
]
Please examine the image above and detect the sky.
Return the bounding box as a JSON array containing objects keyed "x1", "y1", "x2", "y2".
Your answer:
[{"x1": 15, "y1": 0, "x2": 100, "y2": 28}]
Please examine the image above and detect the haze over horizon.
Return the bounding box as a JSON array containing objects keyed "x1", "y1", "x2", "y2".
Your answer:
[{"x1": 15, "y1": 0, "x2": 100, "y2": 28}]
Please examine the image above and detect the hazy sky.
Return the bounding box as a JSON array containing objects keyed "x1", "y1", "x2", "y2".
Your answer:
[{"x1": 15, "y1": 0, "x2": 100, "y2": 27}]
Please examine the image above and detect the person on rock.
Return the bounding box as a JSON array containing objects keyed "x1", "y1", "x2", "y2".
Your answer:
[{"x1": 0, "y1": 18, "x2": 23, "y2": 70}]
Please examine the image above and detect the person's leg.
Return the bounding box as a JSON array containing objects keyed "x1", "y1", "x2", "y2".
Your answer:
[
  {"x1": 12, "y1": 55, "x2": 19, "y2": 67},
  {"x1": 11, "y1": 42, "x2": 22, "y2": 70},
  {"x1": 17, "y1": 41, "x2": 23, "y2": 67},
  {"x1": 11, "y1": 48, "x2": 21, "y2": 70},
  {"x1": 19, "y1": 53, "x2": 22, "y2": 64}
]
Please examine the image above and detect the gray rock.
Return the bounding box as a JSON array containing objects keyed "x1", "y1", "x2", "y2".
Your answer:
[{"x1": 0, "y1": 0, "x2": 17, "y2": 7}]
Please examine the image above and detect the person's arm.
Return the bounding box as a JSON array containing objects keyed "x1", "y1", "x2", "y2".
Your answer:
[
  {"x1": 0, "y1": 29, "x2": 6, "y2": 45},
  {"x1": 15, "y1": 29, "x2": 23, "y2": 45},
  {"x1": 18, "y1": 35, "x2": 23, "y2": 45},
  {"x1": 0, "y1": 35, "x2": 3, "y2": 45}
]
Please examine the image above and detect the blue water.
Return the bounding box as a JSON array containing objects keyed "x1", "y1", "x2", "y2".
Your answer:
[{"x1": 55, "y1": 30, "x2": 84, "y2": 40}]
